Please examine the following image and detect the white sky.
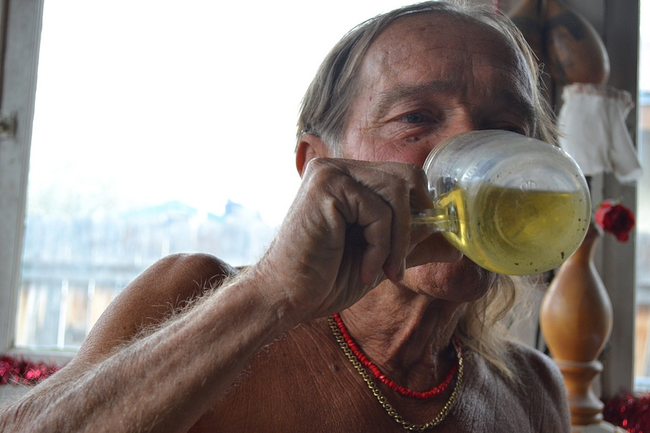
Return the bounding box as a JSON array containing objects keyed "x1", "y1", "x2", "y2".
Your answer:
[
  {"x1": 28, "y1": 0, "x2": 650, "y2": 229},
  {"x1": 29, "y1": 0, "x2": 410, "y2": 227}
]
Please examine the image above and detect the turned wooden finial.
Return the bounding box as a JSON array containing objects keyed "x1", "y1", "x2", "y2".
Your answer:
[{"x1": 540, "y1": 225, "x2": 613, "y2": 425}]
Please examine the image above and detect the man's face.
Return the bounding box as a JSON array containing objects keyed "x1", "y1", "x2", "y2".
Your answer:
[
  {"x1": 339, "y1": 13, "x2": 536, "y2": 300},
  {"x1": 340, "y1": 12, "x2": 535, "y2": 167}
]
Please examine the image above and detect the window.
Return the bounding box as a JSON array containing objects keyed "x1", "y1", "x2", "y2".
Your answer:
[{"x1": 2, "y1": 0, "x2": 412, "y2": 355}]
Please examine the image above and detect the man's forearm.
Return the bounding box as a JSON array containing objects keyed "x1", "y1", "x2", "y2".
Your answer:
[{"x1": 0, "y1": 268, "x2": 294, "y2": 433}]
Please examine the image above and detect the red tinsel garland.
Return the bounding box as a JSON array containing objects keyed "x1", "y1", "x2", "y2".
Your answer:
[
  {"x1": 604, "y1": 393, "x2": 650, "y2": 433},
  {"x1": 0, "y1": 354, "x2": 60, "y2": 386}
]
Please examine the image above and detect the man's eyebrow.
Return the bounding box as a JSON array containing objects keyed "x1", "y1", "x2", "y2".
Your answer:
[
  {"x1": 369, "y1": 82, "x2": 537, "y2": 126},
  {"x1": 370, "y1": 81, "x2": 452, "y2": 119}
]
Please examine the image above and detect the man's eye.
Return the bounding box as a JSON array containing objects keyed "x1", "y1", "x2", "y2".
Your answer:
[{"x1": 404, "y1": 113, "x2": 425, "y2": 123}]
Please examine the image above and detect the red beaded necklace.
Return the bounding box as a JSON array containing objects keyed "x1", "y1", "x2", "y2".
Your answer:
[{"x1": 331, "y1": 312, "x2": 461, "y2": 400}]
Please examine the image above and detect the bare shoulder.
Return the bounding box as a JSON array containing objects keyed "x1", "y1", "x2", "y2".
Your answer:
[{"x1": 73, "y1": 253, "x2": 239, "y2": 365}]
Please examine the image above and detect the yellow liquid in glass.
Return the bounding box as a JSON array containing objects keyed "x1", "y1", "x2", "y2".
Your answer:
[{"x1": 434, "y1": 185, "x2": 590, "y2": 275}]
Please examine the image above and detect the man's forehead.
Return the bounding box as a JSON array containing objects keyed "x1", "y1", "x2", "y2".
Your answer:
[
  {"x1": 367, "y1": 12, "x2": 519, "y2": 64},
  {"x1": 357, "y1": 11, "x2": 534, "y2": 98}
]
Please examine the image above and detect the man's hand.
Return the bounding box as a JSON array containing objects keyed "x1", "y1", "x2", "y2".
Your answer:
[{"x1": 252, "y1": 157, "x2": 462, "y2": 323}]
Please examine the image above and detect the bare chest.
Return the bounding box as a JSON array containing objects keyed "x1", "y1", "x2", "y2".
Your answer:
[{"x1": 188, "y1": 322, "x2": 543, "y2": 433}]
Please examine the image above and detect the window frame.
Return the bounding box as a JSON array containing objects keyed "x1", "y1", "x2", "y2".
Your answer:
[{"x1": 0, "y1": 0, "x2": 48, "y2": 356}]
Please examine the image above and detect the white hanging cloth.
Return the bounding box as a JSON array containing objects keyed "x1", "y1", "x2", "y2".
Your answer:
[{"x1": 557, "y1": 83, "x2": 643, "y2": 183}]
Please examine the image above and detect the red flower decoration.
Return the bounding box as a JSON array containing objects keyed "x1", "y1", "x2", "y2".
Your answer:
[{"x1": 594, "y1": 200, "x2": 635, "y2": 242}]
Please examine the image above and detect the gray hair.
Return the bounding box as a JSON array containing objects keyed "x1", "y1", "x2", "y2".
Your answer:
[{"x1": 296, "y1": 1, "x2": 556, "y2": 156}]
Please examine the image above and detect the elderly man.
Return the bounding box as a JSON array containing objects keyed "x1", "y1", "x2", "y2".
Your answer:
[{"x1": 1, "y1": 2, "x2": 570, "y2": 432}]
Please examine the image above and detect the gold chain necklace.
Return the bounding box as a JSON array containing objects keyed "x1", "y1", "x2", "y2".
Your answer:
[{"x1": 328, "y1": 316, "x2": 463, "y2": 432}]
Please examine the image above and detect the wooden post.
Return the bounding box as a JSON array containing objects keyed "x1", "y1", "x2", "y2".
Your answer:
[{"x1": 540, "y1": 224, "x2": 613, "y2": 425}]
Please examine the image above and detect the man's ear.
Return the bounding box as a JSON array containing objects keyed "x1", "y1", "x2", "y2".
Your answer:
[{"x1": 295, "y1": 133, "x2": 331, "y2": 177}]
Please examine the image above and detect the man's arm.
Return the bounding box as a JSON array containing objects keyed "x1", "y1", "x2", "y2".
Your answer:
[
  {"x1": 1, "y1": 261, "x2": 295, "y2": 432},
  {"x1": 72, "y1": 252, "x2": 239, "y2": 367},
  {"x1": 0, "y1": 158, "x2": 460, "y2": 432}
]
